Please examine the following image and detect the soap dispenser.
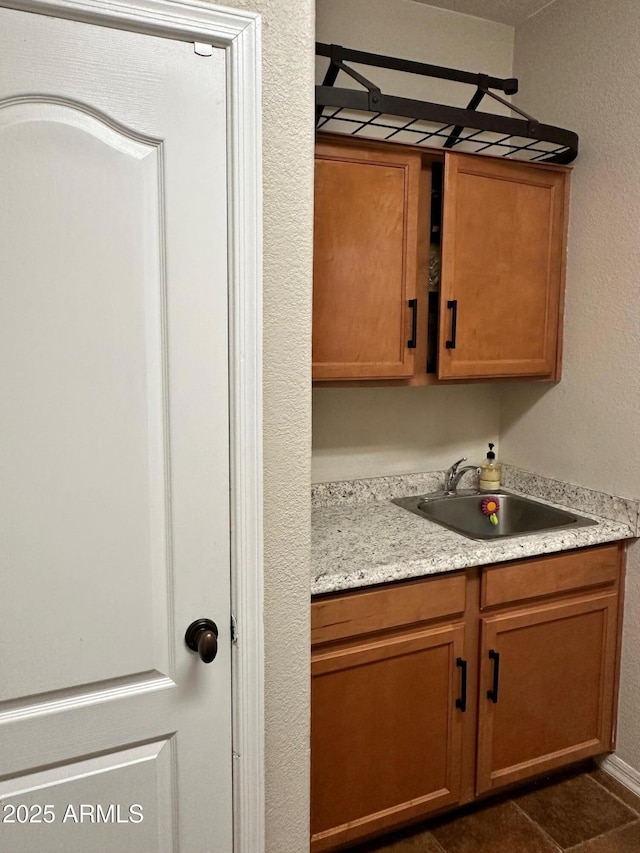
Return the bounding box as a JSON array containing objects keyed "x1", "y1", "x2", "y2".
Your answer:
[{"x1": 479, "y1": 443, "x2": 501, "y2": 492}]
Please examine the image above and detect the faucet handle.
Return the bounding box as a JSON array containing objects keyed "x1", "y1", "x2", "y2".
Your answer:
[
  {"x1": 448, "y1": 456, "x2": 467, "y2": 475},
  {"x1": 445, "y1": 456, "x2": 467, "y2": 490}
]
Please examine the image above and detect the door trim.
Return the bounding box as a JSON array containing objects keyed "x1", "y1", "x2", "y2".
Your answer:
[{"x1": 0, "y1": 1, "x2": 264, "y2": 851}]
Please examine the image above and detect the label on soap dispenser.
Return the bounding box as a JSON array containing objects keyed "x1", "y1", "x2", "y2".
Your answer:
[{"x1": 479, "y1": 465, "x2": 501, "y2": 491}]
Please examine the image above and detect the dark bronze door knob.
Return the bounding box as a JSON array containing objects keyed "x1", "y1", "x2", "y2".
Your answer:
[{"x1": 185, "y1": 618, "x2": 219, "y2": 663}]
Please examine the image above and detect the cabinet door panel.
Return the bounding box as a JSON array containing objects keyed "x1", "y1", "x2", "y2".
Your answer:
[
  {"x1": 439, "y1": 153, "x2": 568, "y2": 379},
  {"x1": 313, "y1": 141, "x2": 420, "y2": 379},
  {"x1": 311, "y1": 624, "x2": 465, "y2": 852},
  {"x1": 477, "y1": 592, "x2": 618, "y2": 794}
]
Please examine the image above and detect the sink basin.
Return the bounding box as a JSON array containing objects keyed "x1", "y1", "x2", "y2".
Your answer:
[{"x1": 392, "y1": 490, "x2": 597, "y2": 540}]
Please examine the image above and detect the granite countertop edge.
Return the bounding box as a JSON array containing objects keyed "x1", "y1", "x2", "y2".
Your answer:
[{"x1": 311, "y1": 469, "x2": 638, "y2": 597}]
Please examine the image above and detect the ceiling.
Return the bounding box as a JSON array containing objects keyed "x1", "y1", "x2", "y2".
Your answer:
[{"x1": 408, "y1": 0, "x2": 559, "y2": 26}]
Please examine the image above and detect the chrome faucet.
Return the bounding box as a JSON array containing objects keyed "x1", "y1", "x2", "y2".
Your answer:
[{"x1": 444, "y1": 457, "x2": 480, "y2": 494}]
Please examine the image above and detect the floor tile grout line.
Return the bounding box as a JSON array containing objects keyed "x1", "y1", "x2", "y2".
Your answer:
[
  {"x1": 563, "y1": 817, "x2": 640, "y2": 851},
  {"x1": 364, "y1": 768, "x2": 640, "y2": 853},
  {"x1": 510, "y1": 799, "x2": 563, "y2": 851},
  {"x1": 587, "y1": 771, "x2": 640, "y2": 818},
  {"x1": 426, "y1": 832, "x2": 448, "y2": 853}
]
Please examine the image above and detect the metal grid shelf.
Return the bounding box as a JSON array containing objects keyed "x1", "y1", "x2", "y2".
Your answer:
[{"x1": 316, "y1": 43, "x2": 578, "y2": 164}]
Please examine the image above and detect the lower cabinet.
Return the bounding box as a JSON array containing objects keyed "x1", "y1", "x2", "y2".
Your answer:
[
  {"x1": 311, "y1": 543, "x2": 625, "y2": 852},
  {"x1": 312, "y1": 624, "x2": 466, "y2": 851},
  {"x1": 311, "y1": 573, "x2": 470, "y2": 852}
]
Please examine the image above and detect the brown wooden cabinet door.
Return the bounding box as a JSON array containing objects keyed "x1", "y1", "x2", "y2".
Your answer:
[
  {"x1": 438, "y1": 153, "x2": 569, "y2": 380},
  {"x1": 313, "y1": 139, "x2": 421, "y2": 380},
  {"x1": 311, "y1": 623, "x2": 466, "y2": 852},
  {"x1": 476, "y1": 592, "x2": 618, "y2": 795}
]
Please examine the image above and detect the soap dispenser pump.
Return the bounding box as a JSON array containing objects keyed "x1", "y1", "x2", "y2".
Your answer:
[{"x1": 479, "y1": 443, "x2": 501, "y2": 492}]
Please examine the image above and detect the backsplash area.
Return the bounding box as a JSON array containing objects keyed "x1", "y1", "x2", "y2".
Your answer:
[
  {"x1": 502, "y1": 466, "x2": 640, "y2": 537},
  {"x1": 312, "y1": 465, "x2": 640, "y2": 536},
  {"x1": 311, "y1": 385, "x2": 501, "y2": 483}
]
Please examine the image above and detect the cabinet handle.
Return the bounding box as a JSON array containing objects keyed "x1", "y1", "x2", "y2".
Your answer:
[
  {"x1": 445, "y1": 299, "x2": 457, "y2": 349},
  {"x1": 407, "y1": 299, "x2": 418, "y2": 349},
  {"x1": 487, "y1": 649, "x2": 500, "y2": 704},
  {"x1": 455, "y1": 657, "x2": 467, "y2": 712}
]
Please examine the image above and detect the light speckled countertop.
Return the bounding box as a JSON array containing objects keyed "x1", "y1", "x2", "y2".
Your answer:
[{"x1": 311, "y1": 467, "x2": 639, "y2": 596}]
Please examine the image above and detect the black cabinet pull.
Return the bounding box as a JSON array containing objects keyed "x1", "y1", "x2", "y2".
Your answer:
[
  {"x1": 445, "y1": 299, "x2": 457, "y2": 349},
  {"x1": 487, "y1": 649, "x2": 500, "y2": 703},
  {"x1": 407, "y1": 299, "x2": 418, "y2": 348},
  {"x1": 455, "y1": 657, "x2": 467, "y2": 712}
]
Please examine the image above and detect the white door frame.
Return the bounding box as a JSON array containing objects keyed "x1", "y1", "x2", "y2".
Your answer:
[{"x1": 0, "y1": 1, "x2": 264, "y2": 851}]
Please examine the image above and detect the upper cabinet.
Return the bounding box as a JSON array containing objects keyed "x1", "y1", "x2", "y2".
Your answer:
[
  {"x1": 313, "y1": 137, "x2": 423, "y2": 380},
  {"x1": 439, "y1": 154, "x2": 568, "y2": 380},
  {"x1": 312, "y1": 134, "x2": 570, "y2": 384}
]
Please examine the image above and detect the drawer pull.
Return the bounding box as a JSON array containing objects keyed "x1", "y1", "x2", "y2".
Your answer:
[
  {"x1": 487, "y1": 649, "x2": 500, "y2": 703},
  {"x1": 455, "y1": 657, "x2": 467, "y2": 712},
  {"x1": 407, "y1": 298, "x2": 418, "y2": 348},
  {"x1": 446, "y1": 299, "x2": 457, "y2": 349}
]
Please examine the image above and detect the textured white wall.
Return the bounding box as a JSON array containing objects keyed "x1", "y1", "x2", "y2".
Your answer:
[
  {"x1": 316, "y1": 0, "x2": 514, "y2": 107},
  {"x1": 509, "y1": 0, "x2": 640, "y2": 773},
  {"x1": 504, "y1": 0, "x2": 640, "y2": 498},
  {"x1": 208, "y1": 1, "x2": 314, "y2": 850},
  {"x1": 313, "y1": 0, "x2": 514, "y2": 483},
  {"x1": 313, "y1": 385, "x2": 502, "y2": 482}
]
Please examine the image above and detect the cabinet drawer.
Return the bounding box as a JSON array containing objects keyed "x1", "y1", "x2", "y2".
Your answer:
[
  {"x1": 481, "y1": 544, "x2": 621, "y2": 610},
  {"x1": 312, "y1": 573, "x2": 466, "y2": 645}
]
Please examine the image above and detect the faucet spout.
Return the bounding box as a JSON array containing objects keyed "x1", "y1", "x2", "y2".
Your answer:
[
  {"x1": 445, "y1": 456, "x2": 479, "y2": 494},
  {"x1": 448, "y1": 465, "x2": 480, "y2": 493}
]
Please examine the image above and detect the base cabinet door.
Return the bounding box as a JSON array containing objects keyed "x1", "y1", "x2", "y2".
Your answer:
[
  {"x1": 476, "y1": 591, "x2": 619, "y2": 794},
  {"x1": 311, "y1": 623, "x2": 466, "y2": 852}
]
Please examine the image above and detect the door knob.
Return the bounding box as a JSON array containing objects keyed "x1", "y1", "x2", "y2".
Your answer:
[{"x1": 185, "y1": 618, "x2": 219, "y2": 663}]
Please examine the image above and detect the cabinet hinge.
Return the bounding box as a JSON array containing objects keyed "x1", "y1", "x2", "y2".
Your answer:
[{"x1": 230, "y1": 613, "x2": 238, "y2": 645}]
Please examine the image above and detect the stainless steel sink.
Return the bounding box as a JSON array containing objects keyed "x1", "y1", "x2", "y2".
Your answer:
[{"x1": 392, "y1": 490, "x2": 597, "y2": 540}]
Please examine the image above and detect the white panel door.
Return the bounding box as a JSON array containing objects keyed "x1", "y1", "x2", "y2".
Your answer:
[{"x1": 0, "y1": 6, "x2": 233, "y2": 852}]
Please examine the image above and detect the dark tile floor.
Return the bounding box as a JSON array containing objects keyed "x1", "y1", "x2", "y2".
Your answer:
[{"x1": 349, "y1": 764, "x2": 640, "y2": 852}]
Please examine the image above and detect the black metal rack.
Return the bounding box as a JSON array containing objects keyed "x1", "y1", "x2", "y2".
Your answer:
[{"x1": 316, "y1": 43, "x2": 578, "y2": 164}]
